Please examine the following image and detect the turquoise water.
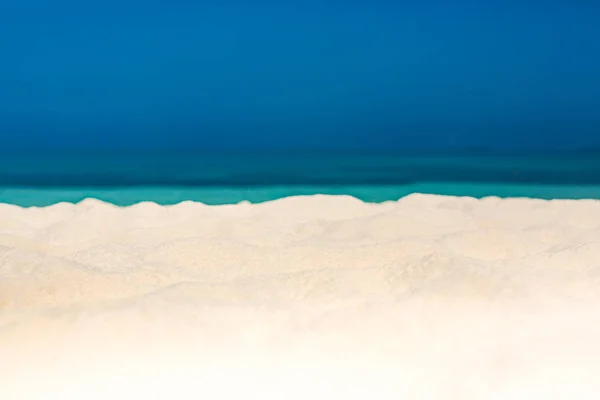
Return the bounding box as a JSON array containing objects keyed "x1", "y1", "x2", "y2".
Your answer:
[
  {"x1": 3, "y1": 183, "x2": 600, "y2": 207},
  {"x1": 1, "y1": 152, "x2": 599, "y2": 206}
]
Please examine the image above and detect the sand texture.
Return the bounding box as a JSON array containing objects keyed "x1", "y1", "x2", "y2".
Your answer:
[{"x1": 2, "y1": 194, "x2": 600, "y2": 399}]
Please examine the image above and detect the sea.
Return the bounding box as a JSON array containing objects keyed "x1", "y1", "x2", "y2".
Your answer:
[{"x1": 1, "y1": 151, "x2": 600, "y2": 207}]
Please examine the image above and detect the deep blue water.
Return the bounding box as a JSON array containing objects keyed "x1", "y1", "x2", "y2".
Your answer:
[{"x1": 1, "y1": 152, "x2": 599, "y2": 206}]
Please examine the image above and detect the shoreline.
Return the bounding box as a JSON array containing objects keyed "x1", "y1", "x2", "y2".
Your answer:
[{"x1": 3, "y1": 183, "x2": 600, "y2": 208}]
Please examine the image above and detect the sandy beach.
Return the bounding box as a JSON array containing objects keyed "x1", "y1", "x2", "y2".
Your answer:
[{"x1": 2, "y1": 193, "x2": 600, "y2": 399}]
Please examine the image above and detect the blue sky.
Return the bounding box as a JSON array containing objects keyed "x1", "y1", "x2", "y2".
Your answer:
[{"x1": 1, "y1": 1, "x2": 599, "y2": 151}]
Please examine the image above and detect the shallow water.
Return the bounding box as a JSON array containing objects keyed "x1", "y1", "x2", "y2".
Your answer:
[{"x1": 1, "y1": 152, "x2": 599, "y2": 206}]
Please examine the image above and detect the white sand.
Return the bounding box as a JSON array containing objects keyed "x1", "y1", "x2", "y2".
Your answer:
[{"x1": 1, "y1": 193, "x2": 600, "y2": 399}]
